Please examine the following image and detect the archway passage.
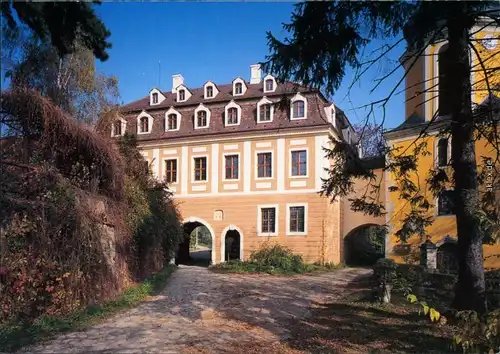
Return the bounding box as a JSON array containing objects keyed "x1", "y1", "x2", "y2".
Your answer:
[
  {"x1": 224, "y1": 230, "x2": 241, "y2": 262},
  {"x1": 176, "y1": 221, "x2": 213, "y2": 267},
  {"x1": 344, "y1": 224, "x2": 386, "y2": 266}
]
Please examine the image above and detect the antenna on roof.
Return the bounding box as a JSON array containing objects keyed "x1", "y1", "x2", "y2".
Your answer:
[{"x1": 158, "y1": 60, "x2": 161, "y2": 89}]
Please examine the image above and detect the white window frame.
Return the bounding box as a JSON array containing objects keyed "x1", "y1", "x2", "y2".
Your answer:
[
  {"x1": 434, "y1": 135, "x2": 452, "y2": 168},
  {"x1": 257, "y1": 204, "x2": 279, "y2": 237},
  {"x1": 286, "y1": 203, "x2": 308, "y2": 236},
  {"x1": 232, "y1": 77, "x2": 247, "y2": 96},
  {"x1": 203, "y1": 81, "x2": 218, "y2": 99},
  {"x1": 194, "y1": 104, "x2": 211, "y2": 129},
  {"x1": 111, "y1": 117, "x2": 127, "y2": 137},
  {"x1": 176, "y1": 84, "x2": 191, "y2": 102},
  {"x1": 323, "y1": 103, "x2": 336, "y2": 128},
  {"x1": 255, "y1": 150, "x2": 274, "y2": 180},
  {"x1": 290, "y1": 92, "x2": 308, "y2": 120},
  {"x1": 224, "y1": 100, "x2": 242, "y2": 126},
  {"x1": 263, "y1": 74, "x2": 277, "y2": 93},
  {"x1": 165, "y1": 107, "x2": 181, "y2": 132},
  {"x1": 289, "y1": 147, "x2": 309, "y2": 178},
  {"x1": 137, "y1": 111, "x2": 154, "y2": 135},
  {"x1": 222, "y1": 152, "x2": 240, "y2": 181},
  {"x1": 149, "y1": 88, "x2": 165, "y2": 106},
  {"x1": 164, "y1": 157, "x2": 179, "y2": 184},
  {"x1": 257, "y1": 97, "x2": 274, "y2": 123},
  {"x1": 191, "y1": 154, "x2": 209, "y2": 184}
]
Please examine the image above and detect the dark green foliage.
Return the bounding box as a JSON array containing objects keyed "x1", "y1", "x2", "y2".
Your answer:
[
  {"x1": 0, "y1": 1, "x2": 111, "y2": 60},
  {"x1": 249, "y1": 243, "x2": 307, "y2": 273},
  {"x1": 344, "y1": 225, "x2": 386, "y2": 266}
]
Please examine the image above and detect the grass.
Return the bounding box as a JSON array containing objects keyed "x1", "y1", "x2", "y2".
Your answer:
[
  {"x1": 0, "y1": 265, "x2": 176, "y2": 353},
  {"x1": 209, "y1": 260, "x2": 345, "y2": 276}
]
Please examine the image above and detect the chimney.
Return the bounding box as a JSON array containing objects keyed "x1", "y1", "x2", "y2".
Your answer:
[
  {"x1": 250, "y1": 64, "x2": 261, "y2": 84},
  {"x1": 172, "y1": 74, "x2": 184, "y2": 93}
]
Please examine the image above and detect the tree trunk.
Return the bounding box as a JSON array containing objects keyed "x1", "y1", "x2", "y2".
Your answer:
[{"x1": 448, "y1": 15, "x2": 486, "y2": 314}]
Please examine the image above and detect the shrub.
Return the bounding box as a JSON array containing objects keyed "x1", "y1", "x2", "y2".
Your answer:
[{"x1": 249, "y1": 242, "x2": 308, "y2": 273}]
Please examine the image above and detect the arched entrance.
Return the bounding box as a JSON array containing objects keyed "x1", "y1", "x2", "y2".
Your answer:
[
  {"x1": 344, "y1": 224, "x2": 386, "y2": 266},
  {"x1": 176, "y1": 217, "x2": 215, "y2": 266},
  {"x1": 221, "y1": 225, "x2": 243, "y2": 262}
]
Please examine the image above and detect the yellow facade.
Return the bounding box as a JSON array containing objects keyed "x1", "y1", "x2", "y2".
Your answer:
[{"x1": 386, "y1": 24, "x2": 500, "y2": 268}]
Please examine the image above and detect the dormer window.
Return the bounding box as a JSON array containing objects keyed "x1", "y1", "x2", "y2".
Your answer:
[
  {"x1": 265, "y1": 79, "x2": 273, "y2": 91},
  {"x1": 150, "y1": 89, "x2": 165, "y2": 106},
  {"x1": 197, "y1": 111, "x2": 207, "y2": 128},
  {"x1": 152, "y1": 93, "x2": 158, "y2": 104},
  {"x1": 257, "y1": 97, "x2": 274, "y2": 123},
  {"x1": 228, "y1": 108, "x2": 238, "y2": 125},
  {"x1": 292, "y1": 101, "x2": 305, "y2": 119},
  {"x1": 114, "y1": 120, "x2": 122, "y2": 136},
  {"x1": 167, "y1": 114, "x2": 178, "y2": 130},
  {"x1": 206, "y1": 86, "x2": 213, "y2": 98},
  {"x1": 235, "y1": 83, "x2": 243, "y2": 95},
  {"x1": 140, "y1": 117, "x2": 149, "y2": 133},
  {"x1": 179, "y1": 89, "x2": 185, "y2": 102}
]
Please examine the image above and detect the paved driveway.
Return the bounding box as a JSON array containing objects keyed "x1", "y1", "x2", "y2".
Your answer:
[{"x1": 22, "y1": 266, "x2": 371, "y2": 353}]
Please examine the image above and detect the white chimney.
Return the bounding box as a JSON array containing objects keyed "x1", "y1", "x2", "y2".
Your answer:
[
  {"x1": 172, "y1": 74, "x2": 184, "y2": 93},
  {"x1": 250, "y1": 64, "x2": 261, "y2": 84}
]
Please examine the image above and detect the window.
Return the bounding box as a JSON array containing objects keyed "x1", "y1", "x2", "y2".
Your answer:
[
  {"x1": 167, "y1": 114, "x2": 178, "y2": 130},
  {"x1": 438, "y1": 44, "x2": 452, "y2": 116},
  {"x1": 261, "y1": 207, "x2": 276, "y2": 233},
  {"x1": 257, "y1": 152, "x2": 272, "y2": 178},
  {"x1": 437, "y1": 138, "x2": 449, "y2": 167},
  {"x1": 292, "y1": 100, "x2": 305, "y2": 119},
  {"x1": 259, "y1": 104, "x2": 271, "y2": 122},
  {"x1": 235, "y1": 82, "x2": 243, "y2": 95},
  {"x1": 113, "y1": 120, "x2": 122, "y2": 136},
  {"x1": 265, "y1": 79, "x2": 274, "y2": 91},
  {"x1": 139, "y1": 117, "x2": 149, "y2": 133},
  {"x1": 179, "y1": 89, "x2": 185, "y2": 101},
  {"x1": 165, "y1": 159, "x2": 177, "y2": 183},
  {"x1": 194, "y1": 157, "x2": 207, "y2": 181},
  {"x1": 225, "y1": 155, "x2": 239, "y2": 180},
  {"x1": 438, "y1": 190, "x2": 455, "y2": 216},
  {"x1": 152, "y1": 93, "x2": 158, "y2": 104},
  {"x1": 206, "y1": 86, "x2": 213, "y2": 98},
  {"x1": 289, "y1": 206, "x2": 305, "y2": 233},
  {"x1": 197, "y1": 111, "x2": 207, "y2": 128},
  {"x1": 227, "y1": 107, "x2": 239, "y2": 125},
  {"x1": 291, "y1": 150, "x2": 307, "y2": 176}
]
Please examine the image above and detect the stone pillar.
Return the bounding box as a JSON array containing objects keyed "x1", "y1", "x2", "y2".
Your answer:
[{"x1": 420, "y1": 240, "x2": 437, "y2": 270}]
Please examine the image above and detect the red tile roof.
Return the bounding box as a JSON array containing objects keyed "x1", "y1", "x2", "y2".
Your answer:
[{"x1": 119, "y1": 81, "x2": 347, "y2": 142}]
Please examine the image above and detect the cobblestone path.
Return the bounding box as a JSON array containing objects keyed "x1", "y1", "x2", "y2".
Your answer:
[{"x1": 21, "y1": 266, "x2": 371, "y2": 353}]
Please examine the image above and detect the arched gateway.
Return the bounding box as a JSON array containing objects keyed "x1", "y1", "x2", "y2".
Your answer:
[{"x1": 176, "y1": 217, "x2": 216, "y2": 266}]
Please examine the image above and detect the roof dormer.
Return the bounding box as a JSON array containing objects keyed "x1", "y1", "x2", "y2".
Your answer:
[
  {"x1": 232, "y1": 77, "x2": 247, "y2": 96},
  {"x1": 150, "y1": 88, "x2": 166, "y2": 106},
  {"x1": 165, "y1": 107, "x2": 181, "y2": 132},
  {"x1": 137, "y1": 111, "x2": 154, "y2": 135},
  {"x1": 224, "y1": 100, "x2": 242, "y2": 126},
  {"x1": 203, "y1": 81, "x2": 219, "y2": 99},
  {"x1": 290, "y1": 92, "x2": 308, "y2": 120},
  {"x1": 194, "y1": 103, "x2": 211, "y2": 129},
  {"x1": 324, "y1": 103, "x2": 336, "y2": 128},
  {"x1": 176, "y1": 84, "x2": 192, "y2": 103},
  {"x1": 263, "y1": 74, "x2": 277, "y2": 93}
]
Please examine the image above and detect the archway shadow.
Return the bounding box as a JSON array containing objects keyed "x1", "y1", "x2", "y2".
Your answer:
[{"x1": 175, "y1": 221, "x2": 213, "y2": 267}]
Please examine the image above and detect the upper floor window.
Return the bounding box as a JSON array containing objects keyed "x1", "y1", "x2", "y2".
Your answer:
[
  {"x1": 194, "y1": 157, "x2": 207, "y2": 181},
  {"x1": 225, "y1": 155, "x2": 239, "y2": 180},
  {"x1": 437, "y1": 138, "x2": 449, "y2": 167},
  {"x1": 257, "y1": 152, "x2": 272, "y2": 178},
  {"x1": 235, "y1": 83, "x2": 243, "y2": 95},
  {"x1": 165, "y1": 159, "x2": 177, "y2": 184},
  {"x1": 227, "y1": 107, "x2": 239, "y2": 125},
  {"x1": 438, "y1": 44, "x2": 452, "y2": 116},
  {"x1": 291, "y1": 150, "x2": 307, "y2": 176},
  {"x1": 139, "y1": 117, "x2": 149, "y2": 133},
  {"x1": 438, "y1": 189, "x2": 455, "y2": 216},
  {"x1": 113, "y1": 120, "x2": 122, "y2": 136},
  {"x1": 178, "y1": 89, "x2": 186, "y2": 102},
  {"x1": 265, "y1": 79, "x2": 274, "y2": 92},
  {"x1": 167, "y1": 114, "x2": 178, "y2": 130},
  {"x1": 197, "y1": 111, "x2": 207, "y2": 128},
  {"x1": 260, "y1": 104, "x2": 272, "y2": 122},
  {"x1": 152, "y1": 93, "x2": 158, "y2": 104},
  {"x1": 206, "y1": 86, "x2": 213, "y2": 98},
  {"x1": 292, "y1": 100, "x2": 305, "y2": 119}
]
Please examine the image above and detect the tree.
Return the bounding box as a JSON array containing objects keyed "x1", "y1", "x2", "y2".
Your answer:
[
  {"x1": 265, "y1": 1, "x2": 500, "y2": 313},
  {"x1": 354, "y1": 121, "x2": 385, "y2": 158},
  {"x1": 0, "y1": 1, "x2": 111, "y2": 61}
]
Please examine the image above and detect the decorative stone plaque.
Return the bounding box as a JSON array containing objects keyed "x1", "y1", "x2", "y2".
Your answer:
[{"x1": 214, "y1": 209, "x2": 223, "y2": 221}]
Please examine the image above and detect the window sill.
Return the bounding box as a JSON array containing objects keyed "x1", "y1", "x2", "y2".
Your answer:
[
  {"x1": 290, "y1": 175, "x2": 308, "y2": 179},
  {"x1": 257, "y1": 232, "x2": 278, "y2": 237},
  {"x1": 287, "y1": 232, "x2": 307, "y2": 237}
]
